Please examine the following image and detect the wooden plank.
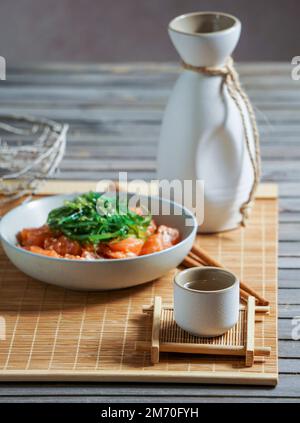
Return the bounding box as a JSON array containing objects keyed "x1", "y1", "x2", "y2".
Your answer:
[
  {"x1": 0, "y1": 395, "x2": 298, "y2": 403},
  {"x1": 278, "y1": 270, "x2": 300, "y2": 288},
  {"x1": 56, "y1": 171, "x2": 157, "y2": 180},
  {"x1": 279, "y1": 257, "x2": 300, "y2": 269},
  {"x1": 280, "y1": 223, "x2": 300, "y2": 241},
  {"x1": 279, "y1": 341, "x2": 300, "y2": 358},
  {"x1": 278, "y1": 289, "x2": 300, "y2": 304},
  {"x1": 6, "y1": 61, "x2": 292, "y2": 73},
  {"x1": 2, "y1": 87, "x2": 300, "y2": 106},
  {"x1": 3, "y1": 375, "x2": 300, "y2": 398},
  {"x1": 1, "y1": 105, "x2": 300, "y2": 124},
  {"x1": 4, "y1": 72, "x2": 296, "y2": 87},
  {"x1": 278, "y1": 304, "x2": 300, "y2": 318},
  {"x1": 280, "y1": 214, "x2": 300, "y2": 223},
  {"x1": 279, "y1": 242, "x2": 300, "y2": 256},
  {"x1": 279, "y1": 359, "x2": 300, "y2": 373},
  {"x1": 278, "y1": 319, "x2": 300, "y2": 340}
]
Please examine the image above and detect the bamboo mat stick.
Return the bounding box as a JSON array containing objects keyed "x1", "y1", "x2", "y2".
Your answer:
[{"x1": 151, "y1": 297, "x2": 161, "y2": 364}]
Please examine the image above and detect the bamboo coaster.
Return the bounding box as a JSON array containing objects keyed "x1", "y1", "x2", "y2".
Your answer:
[{"x1": 136, "y1": 296, "x2": 271, "y2": 367}]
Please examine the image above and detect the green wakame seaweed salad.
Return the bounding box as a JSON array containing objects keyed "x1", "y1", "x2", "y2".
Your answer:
[{"x1": 47, "y1": 192, "x2": 152, "y2": 244}]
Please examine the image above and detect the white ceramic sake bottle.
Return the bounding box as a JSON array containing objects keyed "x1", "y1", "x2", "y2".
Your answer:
[{"x1": 157, "y1": 12, "x2": 256, "y2": 232}]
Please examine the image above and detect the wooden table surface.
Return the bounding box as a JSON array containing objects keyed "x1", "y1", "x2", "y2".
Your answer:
[{"x1": 0, "y1": 62, "x2": 299, "y2": 402}]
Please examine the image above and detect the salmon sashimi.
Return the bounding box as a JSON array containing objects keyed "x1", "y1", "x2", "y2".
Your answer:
[
  {"x1": 102, "y1": 237, "x2": 144, "y2": 259},
  {"x1": 26, "y1": 246, "x2": 61, "y2": 258},
  {"x1": 140, "y1": 225, "x2": 180, "y2": 255},
  {"x1": 44, "y1": 235, "x2": 82, "y2": 256},
  {"x1": 18, "y1": 221, "x2": 180, "y2": 260},
  {"x1": 140, "y1": 234, "x2": 164, "y2": 255},
  {"x1": 17, "y1": 225, "x2": 53, "y2": 248}
]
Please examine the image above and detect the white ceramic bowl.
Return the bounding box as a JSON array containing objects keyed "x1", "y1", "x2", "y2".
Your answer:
[
  {"x1": 174, "y1": 267, "x2": 239, "y2": 337},
  {"x1": 0, "y1": 194, "x2": 197, "y2": 291}
]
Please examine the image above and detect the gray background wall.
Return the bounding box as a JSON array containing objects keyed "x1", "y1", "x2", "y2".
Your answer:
[{"x1": 1, "y1": 0, "x2": 299, "y2": 63}]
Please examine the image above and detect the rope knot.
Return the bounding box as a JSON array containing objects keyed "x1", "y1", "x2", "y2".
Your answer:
[{"x1": 240, "y1": 201, "x2": 254, "y2": 227}]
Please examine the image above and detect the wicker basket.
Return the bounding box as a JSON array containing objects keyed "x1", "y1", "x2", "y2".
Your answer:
[{"x1": 0, "y1": 115, "x2": 68, "y2": 203}]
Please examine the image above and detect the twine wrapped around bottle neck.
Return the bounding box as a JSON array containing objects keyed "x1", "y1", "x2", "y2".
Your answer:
[{"x1": 182, "y1": 57, "x2": 261, "y2": 227}]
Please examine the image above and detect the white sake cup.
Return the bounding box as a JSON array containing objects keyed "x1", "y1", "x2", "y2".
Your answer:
[{"x1": 174, "y1": 267, "x2": 239, "y2": 337}]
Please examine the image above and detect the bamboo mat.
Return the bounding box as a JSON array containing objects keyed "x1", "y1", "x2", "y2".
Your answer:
[{"x1": 0, "y1": 183, "x2": 278, "y2": 385}]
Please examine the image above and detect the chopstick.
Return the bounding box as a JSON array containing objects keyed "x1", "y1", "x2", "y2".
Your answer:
[
  {"x1": 185, "y1": 244, "x2": 269, "y2": 306},
  {"x1": 182, "y1": 254, "x2": 206, "y2": 268}
]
